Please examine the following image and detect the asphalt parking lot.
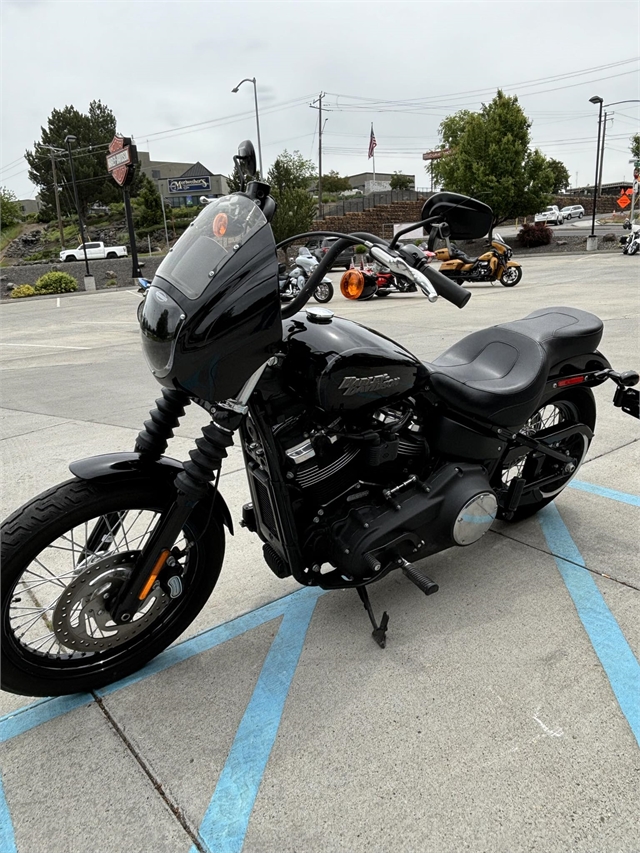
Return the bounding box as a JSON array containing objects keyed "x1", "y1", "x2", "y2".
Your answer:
[{"x1": 0, "y1": 253, "x2": 638, "y2": 853}]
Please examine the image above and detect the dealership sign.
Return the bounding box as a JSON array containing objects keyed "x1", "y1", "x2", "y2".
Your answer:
[
  {"x1": 106, "y1": 135, "x2": 138, "y2": 187},
  {"x1": 168, "y1": 176, "x2": 211, "y2": 194}
]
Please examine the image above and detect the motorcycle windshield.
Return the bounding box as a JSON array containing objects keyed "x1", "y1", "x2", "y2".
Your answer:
[{"x1": 155, "y1": 195, "x2": 268, "y2": 300}]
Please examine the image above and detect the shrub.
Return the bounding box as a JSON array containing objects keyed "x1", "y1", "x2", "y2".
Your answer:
[
  {"x1": 354, "y1": 244, "x2": 368, "y2": 254},
  {"x1": 10, "y1": 284, "x2": 36, "y2": 298},
  {"x1": 517, "y1": 223, "x2": 552, "y2": 248},
  {"x1": 34, "y1": 271, "x2": 78, "y2": 294},
  {"x1": 105, "y1": 278, "x2": 118, "y2": 287}
]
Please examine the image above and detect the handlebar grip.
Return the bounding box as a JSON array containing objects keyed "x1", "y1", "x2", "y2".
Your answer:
[{"x1": 422, "y1": 264, "x2": 471, "y2": 309}]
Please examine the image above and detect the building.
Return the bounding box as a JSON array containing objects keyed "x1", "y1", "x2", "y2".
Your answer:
[
  {"x1": 567, "y1": 181, "x2": 633, "y2": 197},
  {"x1": 18, "y1": 198, "x2": 41, "y2": 215},
  {"x1": 137, "y1": 152, "x2": 229, "y2": 208},
  {"x1": 347, "y1": 172, "x2": 415, "y2": 195}
]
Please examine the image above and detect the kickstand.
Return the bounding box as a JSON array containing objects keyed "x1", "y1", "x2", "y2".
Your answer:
[{"x1": 357, "y1": 586, "x2": 389, "y2": 648}]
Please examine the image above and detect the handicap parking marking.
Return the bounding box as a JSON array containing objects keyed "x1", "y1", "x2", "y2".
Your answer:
[
  {"x1": 0, "y1": 480, "x2": 637, "y2": 851},
  {"x1": 568, "y1": 479, "x2": 640, "y2": 507},
  {"x1": 0, "y1": 775, "x2": 17, "y2": 853},
  {"x1": 190, "y1": 587, "x2": 322, "y2": 853},
  {"x1": 538, "y1": 503, "x2": 640, "y2": 748}
]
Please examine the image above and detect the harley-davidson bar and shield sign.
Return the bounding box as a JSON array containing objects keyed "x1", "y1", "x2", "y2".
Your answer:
[{"x1": 106, "y1": 135, "x2": 138, "y2": 187}]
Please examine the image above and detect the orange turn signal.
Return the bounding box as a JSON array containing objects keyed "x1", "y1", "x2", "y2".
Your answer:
[
  {"x1": 340, "y1": 269, "x2": 365, "y2": 299},
  {"x1": 138, "y1": 549, "x2": 170, "y2": 600},
  {"x1": 213, "y1": 212, "x2": 228, "y2": 237}
]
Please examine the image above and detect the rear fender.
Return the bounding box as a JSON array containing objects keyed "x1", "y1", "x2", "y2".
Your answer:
[{"x1": 69, "y1": 452, "x2": 233, "y2": 533}]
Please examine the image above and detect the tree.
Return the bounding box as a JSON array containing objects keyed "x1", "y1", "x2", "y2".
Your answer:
[
  {"x1": 430, "y1": 91, "x2": 557, "y2": 225},
  {"x1": 132, "y1": 173, "x2": 163, "y2": 227},
  {"x1": 390, "y1": 172, "x2": 413, "y2": 190},
  {"x1": 25, "y1": 100, "x2": 119, "y2": 218},
  {"x1": 1, "y1": 187, "x2": 22, "y2": 229},
  {"x1": 322, "y1": 170, "x2": 351, "y2": 193},
  {"x1": 546, "y1": 158, "x2": 571, "y2": 194},
  {"x1": 267, "y1": 150, "x2": 317, "y2": 243},
  {"x1": 630, "y1": 133, "x2": 640, "y2": 161}
]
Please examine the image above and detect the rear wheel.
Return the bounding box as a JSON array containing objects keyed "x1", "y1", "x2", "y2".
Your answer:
[
  {"x1": 1, "y1": 478, "x2": 224, "y2": 696},
  {"x1": 497, "y1": 389, "x2": 595, "y2": 522},
  {"x1": 106, "y1": 252, "x2": 117, "y2": 259},
  {"x1": 501, "y1": 266, "x2": 522, "y2": 287}
]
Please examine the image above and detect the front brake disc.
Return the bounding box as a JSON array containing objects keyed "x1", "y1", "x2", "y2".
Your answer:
[{"x1": 52, "y1": 551, "x2": 169, "y2": 652}]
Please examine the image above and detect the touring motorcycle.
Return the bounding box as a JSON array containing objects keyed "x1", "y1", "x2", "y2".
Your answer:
[
  {"x1": 1, "y1": 141, "x2": 638, "y2": 697},
  {"x1": 432, "y1": 228, "x2": 522, "y2": 287},
  {"x1": 278, "y1": 246, "x2": 334, "y2": 303},
  {"x1": 620, "y1": 219, "x2": 640, "y2": 255}
]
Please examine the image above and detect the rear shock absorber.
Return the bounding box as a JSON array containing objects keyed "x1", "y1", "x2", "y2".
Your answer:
[{"x1": 135, "y1": 388, "x2": 191, "y2": 460}]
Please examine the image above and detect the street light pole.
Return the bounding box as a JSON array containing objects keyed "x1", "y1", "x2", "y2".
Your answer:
[
  {"x1": 64, "y1": 134, "x2": 91, "y2": 276},
  {"x1": 588, "y1": 96, "x2": 604, "y2": 248},
  {"x1": 231, "y1": 77, "x2": 263, "y2": 178}
]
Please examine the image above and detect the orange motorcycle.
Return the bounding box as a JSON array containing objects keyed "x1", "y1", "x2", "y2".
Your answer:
[{"x1": 433, "y1": 228, "x2": 522, "y2": 287}]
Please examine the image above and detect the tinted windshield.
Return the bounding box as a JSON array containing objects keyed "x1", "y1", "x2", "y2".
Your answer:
[{"x1": 155, "y1": 195, "x2": 267, "y2": 299}]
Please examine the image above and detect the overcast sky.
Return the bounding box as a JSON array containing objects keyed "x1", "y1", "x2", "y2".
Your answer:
[{"x1": 1, "y1": 0, "x2": 638, "y2": 200}]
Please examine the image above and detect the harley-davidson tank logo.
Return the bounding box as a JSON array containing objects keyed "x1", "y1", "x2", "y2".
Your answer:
[{"x1": 339, "y1": 373, "x2": 402, "y2": 396}]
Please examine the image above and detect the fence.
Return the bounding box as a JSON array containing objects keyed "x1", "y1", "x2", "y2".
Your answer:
[{"x1": 319, "y1": 188, "x2": 432, "y2": 219}]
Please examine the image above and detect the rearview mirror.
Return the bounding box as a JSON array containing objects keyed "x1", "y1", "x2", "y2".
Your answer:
[
  {"x1": 420, "y1": 192, "x2": 493, "y2": 239},
  {"x1": 236, "y1": 140, "x2": 257, "y2": 179}
]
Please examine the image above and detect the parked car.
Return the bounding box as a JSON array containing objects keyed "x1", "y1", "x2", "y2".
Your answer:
[
  {"x1": 59, "y1": 241, "x2": 128, "y2": 262},
  {"x1": 305, "y1": 236, "x2": 355, "y2": 270},
  {"x1": 560, "y1": 204, "x2": 585, "y2": 220},
  {"x1": 534, "y1": 205, "x2": 564, "y2": 226}
]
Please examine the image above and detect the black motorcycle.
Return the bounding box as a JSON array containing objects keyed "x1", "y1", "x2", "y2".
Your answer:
[{"x1": 2, "y1": 143, "x2": 638, "y2": 697}]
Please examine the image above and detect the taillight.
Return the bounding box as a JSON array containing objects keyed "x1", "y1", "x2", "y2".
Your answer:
[{"x1": 557, "y1": 376, "x2": 586, "y2": 387}]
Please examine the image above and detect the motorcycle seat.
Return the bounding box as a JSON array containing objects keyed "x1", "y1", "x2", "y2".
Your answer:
[
  {"x1": 449, "y1": 245, "x2": 478, "y2": 265},
  {"x1": 425, "y1": 307, "x2": 603, "y2": 427}
]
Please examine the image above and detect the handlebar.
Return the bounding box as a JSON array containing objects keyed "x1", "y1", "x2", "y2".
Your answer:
[{"x1": 278, "y1": 230, "x2": 471, "y2": 318}]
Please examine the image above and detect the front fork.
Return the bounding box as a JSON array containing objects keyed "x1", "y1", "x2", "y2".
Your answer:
[{"x1": 109, "y1": 363, "x2": 269, "y2": 624}]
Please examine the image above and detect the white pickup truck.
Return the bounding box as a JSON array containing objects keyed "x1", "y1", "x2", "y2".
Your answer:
[
  {"x1": 534, "y1": 205, "x2": 564, "y2": 226},
  {"x1": 59, "y1": 241, "x2": 128, "y2": 262}
]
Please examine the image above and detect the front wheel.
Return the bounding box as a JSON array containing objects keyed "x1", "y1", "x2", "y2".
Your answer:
[
  {"x1": 1, "y1": 478, "x2": 224, "y2": 696},
  {"x1": 501, "y1": 266, "x2": 522, "y2": 287},
  {"x1": 497, "y1": 389, "x2": 596, "y2": 522},
  {"x1": 65, "y1": 255, "x2": 76, "y2": 263},
  {"x1": 313, "y1": 281, "x2": 334, "y2": 303},
  {"x1": 627, "y1": 241, "x2": 639, "y2": 255}
]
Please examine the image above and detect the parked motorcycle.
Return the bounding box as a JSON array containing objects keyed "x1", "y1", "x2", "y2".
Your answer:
[
  {"x1": 341, "y1": 252, "x2": 437, "y2": 300},
  {"x1": 432, "y1": 227, "x2": 522, "y2": 287},
  {"x1": 620, "y1": 219, "x2": 640, "y2": 255},
  {"x1": 279, "y1": 246, "x2": 334, "y2": 303},
  {"x1": 2, "y1": 143, "x2": 638, "y2": 697}
]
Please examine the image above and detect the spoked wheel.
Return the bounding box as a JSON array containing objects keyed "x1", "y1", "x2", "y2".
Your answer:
[
  {"x1": 501, "y1": 266, "x2": 522, "y2": 287},
  {"x1": 313, "y1": 281, "x2": 334, "y2": 303},
  {"x1": 1, "y1": 478, "x2": 224, "y2": 696},
  {"x1": 497, "y1": 389, "x2": 596, "y2": 522}
]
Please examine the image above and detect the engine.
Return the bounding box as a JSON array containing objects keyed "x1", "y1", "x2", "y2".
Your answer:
[{"x1": 244, "y1": 400, "x2": 497, "y2": 589}]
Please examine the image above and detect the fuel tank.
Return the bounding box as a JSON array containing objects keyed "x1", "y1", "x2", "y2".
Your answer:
[{"x1": 281, "y1": 309, "x2": 427, "y2": 413}]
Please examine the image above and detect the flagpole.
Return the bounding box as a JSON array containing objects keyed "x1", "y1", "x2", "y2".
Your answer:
[{"x1": 371, "y1": 122, "x2": 376, "y2": 192}]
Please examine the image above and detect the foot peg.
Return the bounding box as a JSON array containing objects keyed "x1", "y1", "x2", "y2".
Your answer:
[{"x1": 401, "y1": 559, "x2": 439, "y2": 596}]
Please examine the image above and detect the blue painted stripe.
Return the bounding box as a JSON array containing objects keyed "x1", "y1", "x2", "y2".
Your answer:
[
  {"x1": 538, "y1": 504, "x2": 640, "y2": 748},
  {"x1": 191, "y1": 587, "x2": 322, "y2": 853},
  {"x1": 568, "y1": 479, "x2": 640, "y2": 507},
  {"x1": 0, "y1": 775, "x2": 17, "y2": 853},
  {"x1": 0, "y1": 694, "x2": 93, "y2": 745},
  {"x1": 0, "y1": 588, "x2": 317, "y2": 744}
]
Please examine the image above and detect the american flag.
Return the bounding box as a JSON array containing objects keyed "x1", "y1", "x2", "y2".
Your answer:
[{"x1": 368, "y1": 124, "x2": 377, "y2": 159}]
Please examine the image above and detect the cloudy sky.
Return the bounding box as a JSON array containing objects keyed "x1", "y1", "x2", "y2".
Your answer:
[{"x1": 1, "y1": 0, "x2": 638, "y2": 200}]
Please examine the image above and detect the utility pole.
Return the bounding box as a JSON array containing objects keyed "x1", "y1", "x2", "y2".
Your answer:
[
  {"x1": 64, "y1": 134, "x2": 91, "y2": 279},
  {"x1": 39, "y1": 144, "x2": 66, "y2": 249},
  {"x1": 597, "y1": 112, "x2": 611, "y2": 196},
  {"x1": 311, "y1": 92, "x2": 325, "y2": 220}
]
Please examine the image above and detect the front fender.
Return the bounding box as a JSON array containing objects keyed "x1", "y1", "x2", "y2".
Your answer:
[{"x1": 69, "y1": 452, "x2": 233, "y2": 533}]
